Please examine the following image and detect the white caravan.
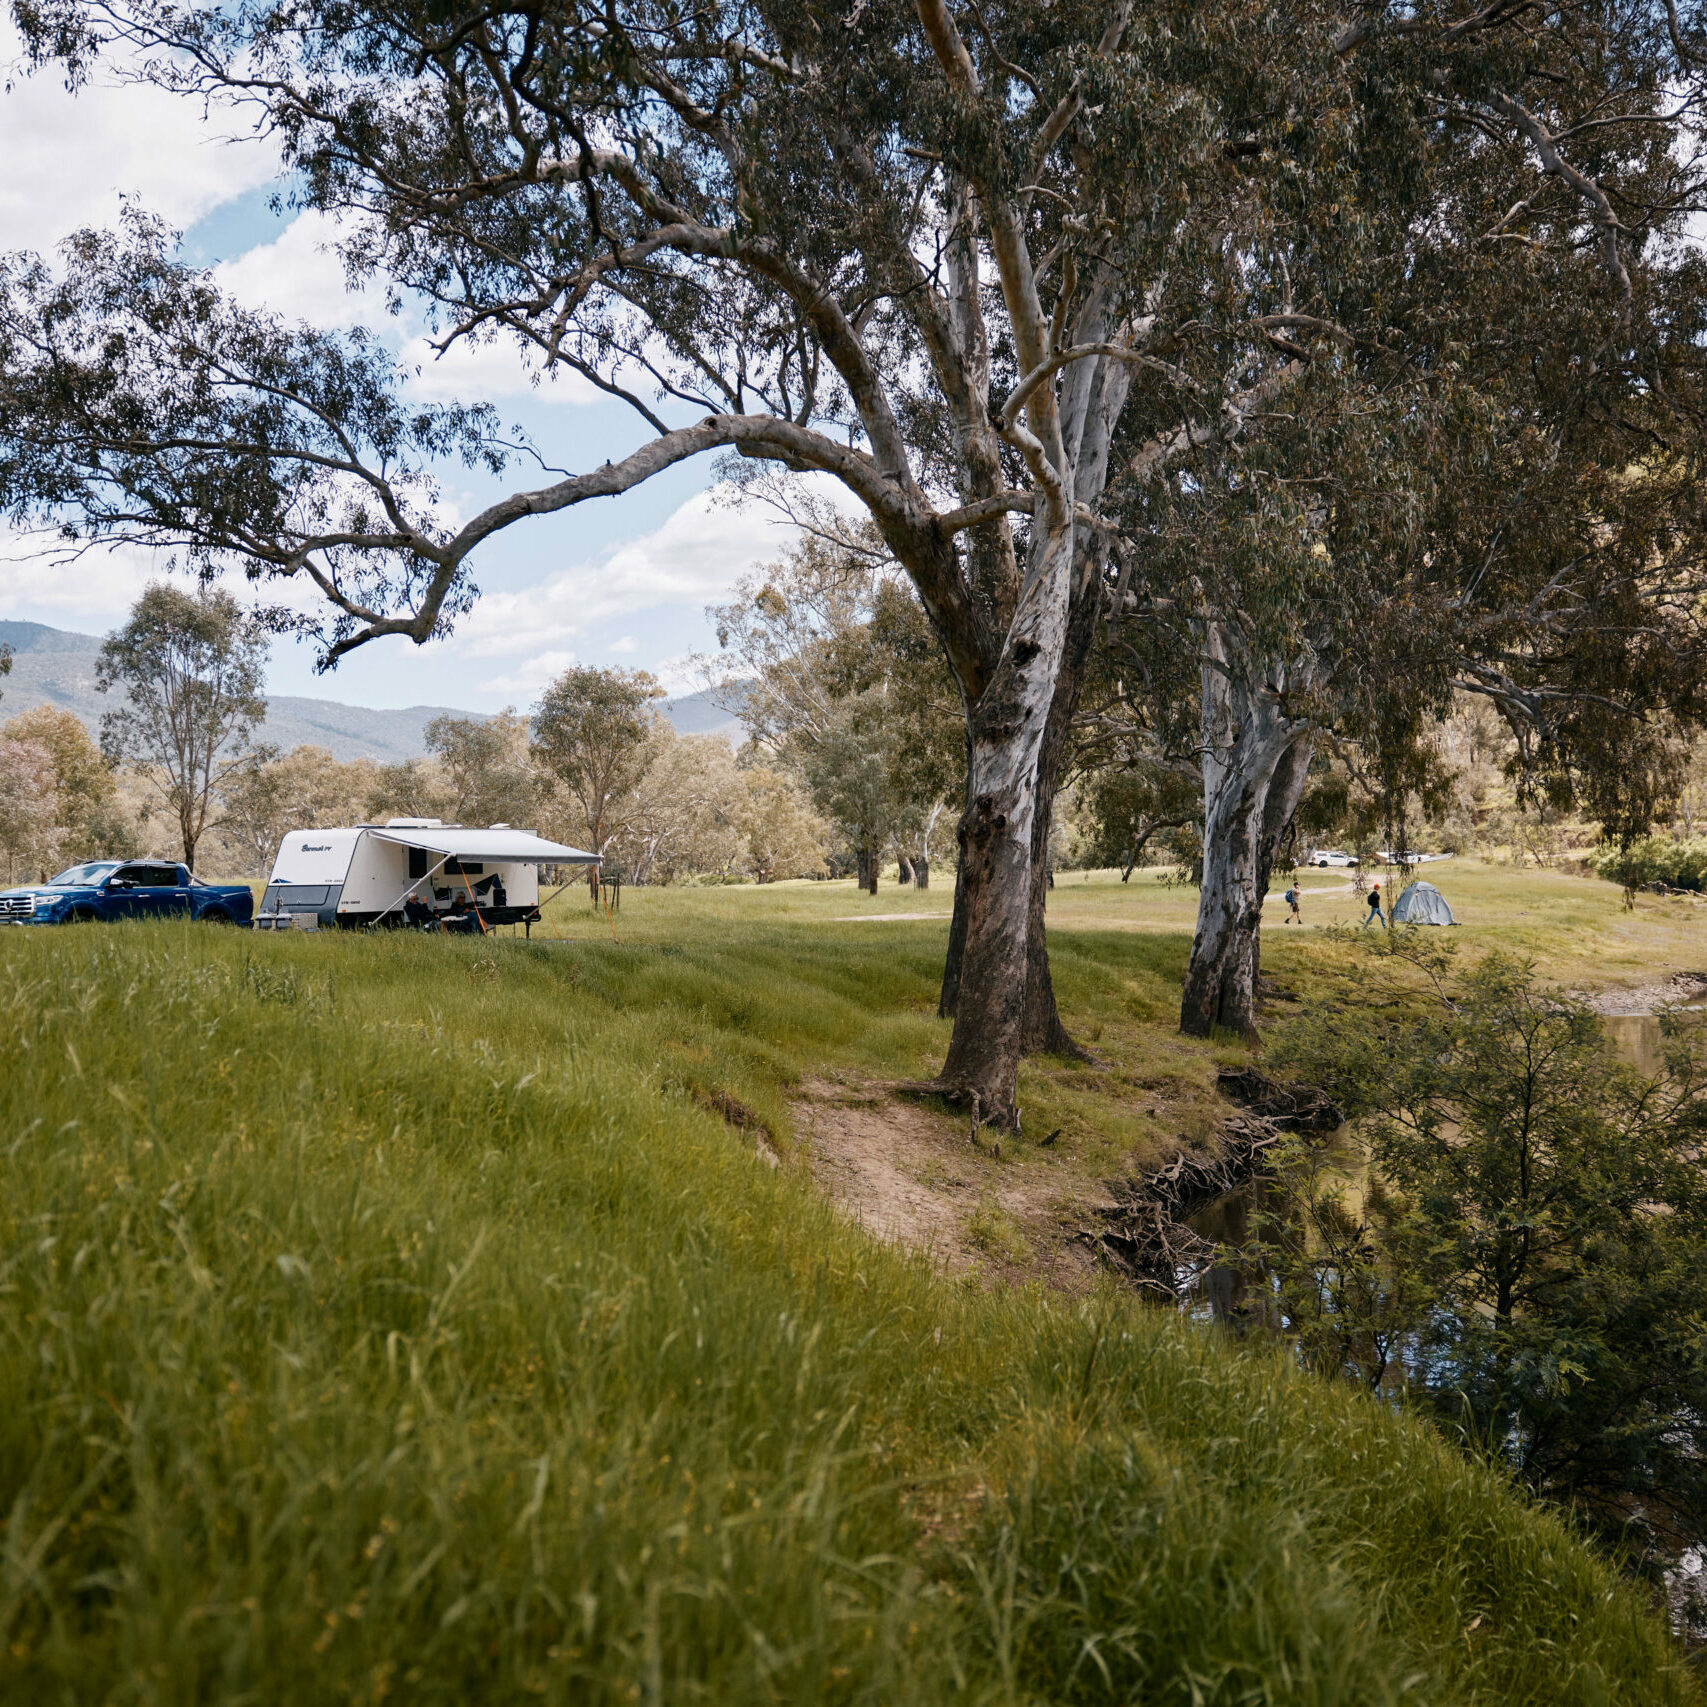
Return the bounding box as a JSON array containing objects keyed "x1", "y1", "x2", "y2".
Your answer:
[{"x1": 257, "y1": 819, "x2": 597, "y2": 931}]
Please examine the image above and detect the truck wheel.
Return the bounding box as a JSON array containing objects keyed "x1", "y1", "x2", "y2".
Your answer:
[
  {"x1": 69, "y1": 907, "x2": 97, "y2": 923},
  {"x1": 199, "y1": 908, "x2": 232, "y2": 925}
]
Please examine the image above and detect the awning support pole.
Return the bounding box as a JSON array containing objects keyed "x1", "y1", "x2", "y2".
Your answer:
[{"x1": 457, "y1": 864, "x2": 491, "y2": 935}]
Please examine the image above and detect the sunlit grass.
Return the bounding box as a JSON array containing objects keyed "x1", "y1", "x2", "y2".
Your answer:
[{"x1": 0, "y1": 899, "x2": 1697, "y2": 1702}]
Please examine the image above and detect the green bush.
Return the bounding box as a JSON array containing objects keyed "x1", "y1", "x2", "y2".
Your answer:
[
  {"x1": 0, "y1": 923, "x2": 1695, "y2": 1703},
  {"x1": 1589, "y1": 836, "x2": 1707, "y2": 892},
  {"x1": 1266, "y1": 954, "x2": 1707, "y2": 1561}
]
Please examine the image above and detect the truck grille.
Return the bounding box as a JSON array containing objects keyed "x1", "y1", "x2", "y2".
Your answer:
[{"x1": 0, "y1": 896, "x2": 34, "y2": 919}]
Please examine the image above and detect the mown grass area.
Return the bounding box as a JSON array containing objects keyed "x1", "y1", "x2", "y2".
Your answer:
[{"x1": 0, "y1": 897, "x2": 1698, "y2": 1703}]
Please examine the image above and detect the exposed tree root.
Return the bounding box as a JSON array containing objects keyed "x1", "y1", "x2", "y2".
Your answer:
[
  {"x1": 1083, "y1": 1114, "x2": 1288, "y2": 1294},
  {"x1": 1084, "y1": 1069, "x2": 1341, "y2": 1294},
  {"x1": 1214, "y1": 1067, "x2": 1342, "y2": 1132},
  {"x1": 892, "y1": 1077, "x2": 1021, "y2": 1135}
]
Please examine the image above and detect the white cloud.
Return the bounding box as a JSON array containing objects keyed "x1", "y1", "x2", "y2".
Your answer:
[
  {"x1": 0, "y1": 525, "x2": 338, "y2": 641},
  {"x1": 460, "y1": 479, "x2": 852, "y2": 662},
  {"x1": 477, "y1": 649, "x2": 578, "y2": 699},
  {"x1": 0, "y1": 24, "x2": 278, "y2": 254},
  {"x1": 0, "y1": 535, "x2": 161, "y2": 626},
  {"x1": 213, "y1": 209, "x2": 388, "y2": 330},
  {"x1": 399, "y1": 328, "x2": 600, "y2": 406},
  {"x1": 607, "y1": 635, "x2": 637, "y2": 654},
  {"x1": 211, "y1": 209, "x2": 601, "y2": 406}
]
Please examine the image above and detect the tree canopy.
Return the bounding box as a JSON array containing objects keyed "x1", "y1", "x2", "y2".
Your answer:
[{"x1": 95, "y1": 584, "x2": 270, "y2": 869}]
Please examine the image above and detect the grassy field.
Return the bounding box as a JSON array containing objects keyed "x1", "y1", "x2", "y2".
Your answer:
[{"x1": 1, "y1": 861, "x2": 1701, "y2": 1703}]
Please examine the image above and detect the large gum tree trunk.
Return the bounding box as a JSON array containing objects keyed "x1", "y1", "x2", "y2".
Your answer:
[
  {"x1": 1179, "y1": 764, "x2": 1269, "y2": 1038},
  {"x1": 936, "y1": 540, "x2": 1099, "y2": 1059},
  {"x1": 934, "y1": 529, "x2": 1075, "y2": 1127},
  {"x1": 1019, "y1": 535, "x2": 1106, "y2": 1057},
  {"x1": 1247, "y1": 735, "x2": 1313, "y2": 997},
  {"x1": 939, "y1": 352, "x2": 1127, "y2": 1063},
  {"x1": 1179, "y1": 645, "x2": 1302, "y2": 1039},
  {"x1": 937, "y1": 729, "x2": 974, "y2": 1019},
  {"x1": 1209, "y1": 733, "x2": 1312, "y2": 1032}
]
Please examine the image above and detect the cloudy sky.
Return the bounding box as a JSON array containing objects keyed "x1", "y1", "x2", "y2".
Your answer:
[{"x1": 0, "y1": 27, "x2": 817, "y2": 711}]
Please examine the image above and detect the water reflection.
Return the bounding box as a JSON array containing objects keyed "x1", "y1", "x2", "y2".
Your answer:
[
  {"x1": 1183, "y1": 1130, "x2": 1356, "y2": 1323},
  {"x1": 1604, "y1": 1013, "x2": 1663, "y2": 1074}
]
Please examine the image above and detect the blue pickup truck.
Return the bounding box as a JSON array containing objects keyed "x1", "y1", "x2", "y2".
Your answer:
[{"x1": 0, "y1": 860, "x2": 255, "y2": 926}]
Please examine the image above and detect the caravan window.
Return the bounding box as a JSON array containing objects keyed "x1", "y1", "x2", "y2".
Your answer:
[
  {"x1": 268, "y1": 885, "x2": 330, "y2": 908},
  {"x1": 443, "y1": 860, "x2": 484, "y2": 876}
]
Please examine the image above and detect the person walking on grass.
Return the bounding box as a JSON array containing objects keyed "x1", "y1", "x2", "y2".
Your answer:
[
  {"x1": 1365, "y1": 882, "x2": 1385, "y2": 928},
  {"x1": 1284, "y1": 883, "x2": 1302, "y2": 925}
]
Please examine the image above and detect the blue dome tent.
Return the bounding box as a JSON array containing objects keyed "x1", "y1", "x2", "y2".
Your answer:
[{"x1": 1390, "y1": 880, "x2": 1455, "y2": 925}]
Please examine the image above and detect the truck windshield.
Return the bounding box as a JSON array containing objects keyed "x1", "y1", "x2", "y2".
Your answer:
[{"x1": 48, "y1": 862, "x2": 122, "y2": 886}]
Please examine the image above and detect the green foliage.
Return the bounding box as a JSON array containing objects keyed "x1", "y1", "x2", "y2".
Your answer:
[
  {"x1": 94, "y1": 582, "x2": 270, "y2": 868},
  {"x1": 0, "y1": 918, "x2": 1695, "y2": 1702},
  {"x1": 424, "y1": 708, "x2": 536, "y2": 829},
  {"x1": 1590, "y1": 836, "x2": 1707, "y2": 895},
  {"x1": 1267, "y1": 953, "x2": 1707, "y2": 1559},
  {"x1": 1, "y1": 704, "x2": 132, "y2": 858},
  {"x1": 530, "y1": 666, "x2": 663, "y2": 855},
  {"x1": 707, "y1": 534, "x2": 962, "y2": 873},
  {"x1": 1078, "y1": 761, "x2": 1199, "y2": 878}
]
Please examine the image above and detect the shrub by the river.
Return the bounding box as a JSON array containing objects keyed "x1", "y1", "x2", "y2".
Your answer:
[
  {"x1": 1266, "y1": 952, "x2": 1707, "y2": 1570},
  {"x1": 1589, "y1": 836, "x2": 1707, "y2": 893}
]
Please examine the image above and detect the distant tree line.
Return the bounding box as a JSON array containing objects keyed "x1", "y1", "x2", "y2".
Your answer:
[{"x1": 0, "y1": 583, "x2": 832, "y2": 885}]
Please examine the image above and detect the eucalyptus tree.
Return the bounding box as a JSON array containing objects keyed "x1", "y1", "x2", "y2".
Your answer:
[
  {"x1": 530, "y1": 666, "x2": 664, "y2": 882},
  {"x1": 95, "y1": 583, "x2": 271, "y2": 870},
  {"x1": 0, "y1": 0, "x2": 1458, "y2": 1122},
  {"x1": 1095, "y1": 5, "x2": 1707, "y2": 1038},
  {"x1": 424, "y1": 709, "x2": 536, "y2": 829},
  {"x1": 705, "y1": 531, "x2": 960, "y2": 892},
  {"x1": 1110, "y1": 352, "x2": 1707, "y2": 1038}
]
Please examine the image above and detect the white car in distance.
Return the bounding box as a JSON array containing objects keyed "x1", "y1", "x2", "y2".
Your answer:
[{"x1": 1309, "y1": 849, "x2": 1360, "y2": 868}]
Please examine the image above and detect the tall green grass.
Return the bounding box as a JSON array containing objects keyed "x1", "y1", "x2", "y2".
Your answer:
[{"x1": 0, "y1": 920, "x2": 1694, "y2": 1703}]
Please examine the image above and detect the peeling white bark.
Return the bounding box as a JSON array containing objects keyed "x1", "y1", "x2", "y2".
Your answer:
[{"x1": 1180, "y1": 631, "x2": 1313, "y2": 1038}]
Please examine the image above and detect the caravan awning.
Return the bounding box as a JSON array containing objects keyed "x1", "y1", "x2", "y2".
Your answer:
[{"x1": 368, "y1": 827, "x2": 599, "y2": 863}]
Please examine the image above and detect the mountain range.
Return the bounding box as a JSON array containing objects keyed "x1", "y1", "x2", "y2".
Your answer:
[{"x1": 0, "y1": 620, "x2": 740, "y2": 761}]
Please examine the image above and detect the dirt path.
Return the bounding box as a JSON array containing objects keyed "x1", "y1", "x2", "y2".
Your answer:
[{"x1": 790, "y1": 1076, "x2": 1107, "y2": 1287}]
